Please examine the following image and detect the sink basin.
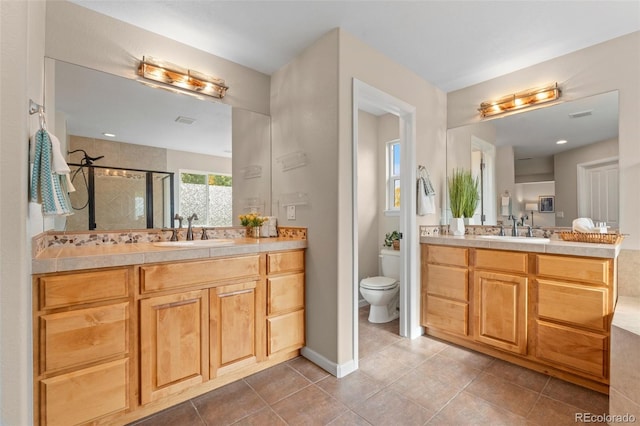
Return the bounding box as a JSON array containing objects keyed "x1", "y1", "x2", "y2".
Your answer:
[
  {"x1": 153, "y1": 239, "x2": 235, "y2": 248},
  {"x1": 477, "y1": 235, "x2": 550, "y2": 244}
]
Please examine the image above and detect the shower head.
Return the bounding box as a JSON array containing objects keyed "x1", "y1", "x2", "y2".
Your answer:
[{"x1": 68, "y1": 149, "x2": 104, "y2": 165}]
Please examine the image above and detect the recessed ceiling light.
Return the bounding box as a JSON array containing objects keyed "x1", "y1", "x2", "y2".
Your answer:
[
  {"x1": 102, "y1": 132, "x2": 116, "y2": 138},
  {"x1": 175, "y1": 116, "x2": 196, "y2": 125},
  {"x1": 568, "y1": 110, "x2": 593, "y2": 119},
  {"x1": 556, "y1": 139, "x2": 567, "y2": 145}
]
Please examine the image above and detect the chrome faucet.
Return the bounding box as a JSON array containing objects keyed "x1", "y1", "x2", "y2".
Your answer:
[
  {"x1": 174, "y1": 214, "x2": 184, "y2": 229},
  {"x1": 186, "y1": 213, "x2": 199, "y2": 241},
  {"x1": 499, "y1": 223, "x2": 506, "y2": 236},
  {"x1": 526, "y1": 225, "x2": 534, "y2": 238},
  {"x1": 508, "y1": 215, "x2": 518, "y2": 236}
]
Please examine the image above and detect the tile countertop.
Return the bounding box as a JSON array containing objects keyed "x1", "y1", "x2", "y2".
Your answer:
[
  {"x1": 33, "y1": 238, "x2": 308, "y2": 274},
  {"x1": 420, "y1": 235, "x2": 621, "y2": 259}
]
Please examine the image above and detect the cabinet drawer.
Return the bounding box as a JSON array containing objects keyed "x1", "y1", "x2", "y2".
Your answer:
[
  {"x1": 425, "y1": 296, "x2": 468, "y2": 336},
  {"x1": 268, "y1": 309, "x2": 305, "y2": 355},
  {"x1": 267, "y1": 251, "x2": 304, "y2": 274},
  {"x1": 40, "y1": 302, "x2": 128, "y2": 373},
  {"x1": 426, "y1": 264, "x2": 468, "y2": 301},
  {"x1": 537, "y1": 279, "x2": 608, "y2": 331},
  {"x1": 537, "y1": 255, "x2": 609, "y2": 286},
  {"x1": 40, "y1": 358, "x2": 128, "y2": 426},
  {"x1": 475, "y1": 250, "x2": 527, "y2": 274},
  {"x1": 536, "y1": 321, "x2": 607, "y2": 379},
  {"x1": 39, "y1": 268, "x2": 129, "y2": 309},
  {"x1": 268, "y1": 273, "x2": 304, "y2": 315},
  {"x1": 426, "y1": 246, "x2": 468, "y2": 267},
  {"x1": 140, "y1": 255, "x2": 260, "y2": 293}
]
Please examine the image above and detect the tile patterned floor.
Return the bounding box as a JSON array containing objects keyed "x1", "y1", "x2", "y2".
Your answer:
[{"x1": 130, "y1": 308, "x2": 608, "y2": 425}]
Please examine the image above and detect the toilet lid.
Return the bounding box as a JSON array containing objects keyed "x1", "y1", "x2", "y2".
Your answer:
[{"x1": 361, "y1": 276, "x2": 398, "y2": 290}]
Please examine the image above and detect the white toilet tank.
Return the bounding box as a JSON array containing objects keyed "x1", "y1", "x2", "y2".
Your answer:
[{"x1": 380, "y1": 248, "x2": 400, "y2": 280}]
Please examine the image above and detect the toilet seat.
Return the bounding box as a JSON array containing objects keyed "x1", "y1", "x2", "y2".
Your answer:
[{"x1": 360, "y1": 276, "x2": 398, "y2": 290}]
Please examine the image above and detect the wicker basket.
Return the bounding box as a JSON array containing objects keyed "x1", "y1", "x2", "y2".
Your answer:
[{"x1": 558, "y1": 232, "x2": 623, "y2": 245}]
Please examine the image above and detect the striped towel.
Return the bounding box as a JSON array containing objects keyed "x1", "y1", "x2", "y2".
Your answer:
[{"x1": 30, "y1": 129, "x2": 73, "y2": 216}]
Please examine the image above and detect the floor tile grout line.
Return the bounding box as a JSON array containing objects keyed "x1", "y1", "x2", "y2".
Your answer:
[
  {"x1": 523, "y1": 376, "x2": 551, "y2": 419},
  {"x1": 188, "y1": 399, "x2": 208, "y2": 425}
]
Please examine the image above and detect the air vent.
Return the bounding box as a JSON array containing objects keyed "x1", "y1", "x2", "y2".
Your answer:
[
  {"x1": 517, "y1": 157, "x2": 533, "y2": 161},
  {"x1": 175, "y1": 116, "x2": 196, "y2": 125},
  {"x1": 568, "y1": 110, "x2": 593, "y2": 119}
]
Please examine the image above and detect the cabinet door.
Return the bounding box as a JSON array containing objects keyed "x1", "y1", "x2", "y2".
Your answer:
[
  {"x1": 268, "y1": 310, "x2": 305, "y2": 355},
  {"x1": 40, "y1": 358, "x2": 128, "y2": 426},
  {"x1": 474, "y1": 271, "x2": 527, "y2": 354},
  {"x1": 210, "y1": 281, "x2": 257, "y2": 377},
  {"x1": 140, "y1": 290, "x2": 208, "y2": 404}
]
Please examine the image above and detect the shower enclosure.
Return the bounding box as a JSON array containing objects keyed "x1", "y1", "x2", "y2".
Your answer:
[{"x1": 67, "y1": 164, "x2": 174, "y2": 231}]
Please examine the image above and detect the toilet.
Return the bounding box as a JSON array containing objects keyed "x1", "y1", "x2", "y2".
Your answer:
[{"x1": 360, "y1": 248, "x2": 400, "y2": 323}]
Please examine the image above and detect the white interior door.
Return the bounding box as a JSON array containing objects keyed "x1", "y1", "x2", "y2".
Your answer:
[{"x1": 578, "y1": 158, "x2": 619, "y2": 227}]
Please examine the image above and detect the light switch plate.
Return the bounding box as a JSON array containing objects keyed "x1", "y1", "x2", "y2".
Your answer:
[{"x1": 287, "y1": 205, "x2": 296, "y2": 220}]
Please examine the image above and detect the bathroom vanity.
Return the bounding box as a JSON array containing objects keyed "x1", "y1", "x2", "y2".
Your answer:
[
  {"x1": 420, "y1": 235, "x2": 620, "y2": 394},
  {"x1": 31, "y1": 236, "x2": 306, "y2": 425}
]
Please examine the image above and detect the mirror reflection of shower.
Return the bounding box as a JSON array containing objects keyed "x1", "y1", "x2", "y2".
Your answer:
[
  {"x1": 66, "y1": 154, "x2": 174, "y2": 231},
  {"x1": 471, "y1": 136, "x2": 496, "y2": 225}
]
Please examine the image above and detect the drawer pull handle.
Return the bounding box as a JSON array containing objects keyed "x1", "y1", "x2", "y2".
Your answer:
[
  {"x1": 154, "y1": 299, "x2": 197, "y2": 310},
  {"x1": 220, "y1": 289, "x2": 253, "y2": 297}
]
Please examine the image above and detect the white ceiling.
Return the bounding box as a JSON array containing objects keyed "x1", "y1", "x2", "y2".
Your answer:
[
  {"x1": 59, "y1": 1, "x2": 637, "y2": 159},
  {"x1": 70, "y1": 0, "x2": 640, "y2": 93}
]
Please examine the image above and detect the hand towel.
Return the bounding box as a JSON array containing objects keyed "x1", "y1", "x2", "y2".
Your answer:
[
  {"x1": 48, "y1": 132, "x2": 76, "y2": 192},
  {"x1": 501, "y1": 195, "x2": 511, "y2": 216},
  {"x1": 30, "y1": 129, "x2": 74, "y2": 216},
  {"x1": 417, "y1": 176, "x2": 436, "y2": 215}
]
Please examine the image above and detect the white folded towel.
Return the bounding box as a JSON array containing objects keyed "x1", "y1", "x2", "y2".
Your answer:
[
  {"x1": 572, "y1": 217, "x2": 595, "y2": 233},
  {"x1": 501, "y1": 196, "x2": 511, "y2": 216}
]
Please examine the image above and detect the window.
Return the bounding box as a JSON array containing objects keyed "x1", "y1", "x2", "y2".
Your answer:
[
  {"x1": 387, "y1": 140, "x2": 401, "y2": 212},
  {"x1": 179, "y1": 170, "x2": 232, "y2": 226}
]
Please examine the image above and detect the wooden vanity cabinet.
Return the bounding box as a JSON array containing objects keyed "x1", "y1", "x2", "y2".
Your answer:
[
  {"x1": 266, "y1": 251, "x2": 305, "y2": 355},
  {"x1": 33, "y1": 267, "x2": 132, "y2": 426},
  {"x1": 421, "y1": 243, "x2": 616, "y2": 393},
  {"x1": 534, "y1": 254, "x2": 614, "y2": 380},
  {"x1": 139, "y1": 289, "x2": 209, "y2": 404},
  {"x1": 420, "y1": 245, "x2": 470, "y2": 337},
  {"x1": 473, "y1": 250, "x2": 528, "y2": 355},
  {"x1": 33, "y1": 248, "x2": 305, "y2": 425}
]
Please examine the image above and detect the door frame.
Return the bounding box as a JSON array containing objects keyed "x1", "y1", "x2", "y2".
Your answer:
[{"x1": 352, "y1": 79, "x2": 419, "y2": 367}]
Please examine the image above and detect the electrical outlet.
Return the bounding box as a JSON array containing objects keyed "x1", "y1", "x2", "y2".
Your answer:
[{"x1": 287, "y1": 205, "x2": 296, "y2": 220}]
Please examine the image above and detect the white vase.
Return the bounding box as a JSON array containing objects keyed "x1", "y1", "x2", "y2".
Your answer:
[{"x1": 450, "y1": 218, "x2": 465, "y2": 236}]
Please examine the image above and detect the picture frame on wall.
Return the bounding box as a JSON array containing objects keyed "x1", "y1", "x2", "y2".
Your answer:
[{"x1": 539, "y1": 195, "x2": 555, "y2": 213}]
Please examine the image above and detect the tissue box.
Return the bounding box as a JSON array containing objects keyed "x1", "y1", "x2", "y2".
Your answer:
[{"x1": 260, "y1": 216, "x2": 278, "y2": 237}]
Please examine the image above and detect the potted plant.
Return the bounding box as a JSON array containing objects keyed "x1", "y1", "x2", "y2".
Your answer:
[
  {"x1": 462, "y1": 172, "x2": 480, "y2": 225},
  {"x1": 239, "y1": 213, "x2": 267, "y2": 238},
  {"x1": 448, "y1": 169, "x2": 478, "y2": 235},
  {"x1": 383, "y1": 231, "x2": 401, "y2": 250}
]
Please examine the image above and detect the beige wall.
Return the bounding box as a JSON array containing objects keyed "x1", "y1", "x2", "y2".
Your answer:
[
  {"x1": 554, "y1": 138, "x2": 618, "y2": 227},
  {"x1": 1, "y1": 1, "x2": 45, "y2": 424},
  {"x1": 338, "y1": 30, "x2": 446, "y2": 364},
  {"x1": 271, "y1": 29, "x2": 340, "y2": 364},
  {"x1": 358, "y1": 111, "x2": 380, "y2": 282},
  {"x1": 44, "y1": 1, "x2": 270, "y2": 115},
  {"x1": 231, "y1": 109, "x2": 271, "y2": 220}
]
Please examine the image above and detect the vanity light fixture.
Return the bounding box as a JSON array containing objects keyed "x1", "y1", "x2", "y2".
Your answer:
[
  {"x1": 138, "y1": 56, "x2": 228, "y2": 99},
  {"x1": 478, "y1": 83, "x2": 561, "y2": 118}
]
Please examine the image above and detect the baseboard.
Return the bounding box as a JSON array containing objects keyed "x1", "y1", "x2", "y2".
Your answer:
[{"x1": 300, "y1": 346, "x2": 358, "y2": 378}]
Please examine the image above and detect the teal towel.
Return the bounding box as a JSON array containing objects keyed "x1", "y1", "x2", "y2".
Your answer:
[{"x1": 30, "y1": 129, "x2": 73, "y2": 215}]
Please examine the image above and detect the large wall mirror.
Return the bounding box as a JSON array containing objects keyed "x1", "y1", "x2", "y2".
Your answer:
[
  {"x1": 446, "y1": 91, "x2": 619, "y2": 228},
  {"x1": 47, "y1": 59, "x2": 271, "y2": 231}
]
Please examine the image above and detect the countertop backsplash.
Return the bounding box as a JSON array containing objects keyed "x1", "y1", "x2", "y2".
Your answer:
[{"x1": 32, "y1": 226, "x2": 307, "y2": 257}]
